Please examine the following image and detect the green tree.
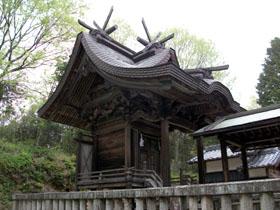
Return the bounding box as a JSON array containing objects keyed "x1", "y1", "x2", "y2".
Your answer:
[
  {"x1": 0, "y1": 0, "x2": 84, "y2": 117},
  {"x1": 161, "y1": 28, "x2": 232, "y2": 178},
  {"x1": 257, "y1": 37, "x2": 280, "y2": 106},
  {"x1": 109, "y1": 18, "x2": 136, "y2": 46},
  {"x1": 162, "y1": 28, "x2": 219, "y2": 69}
]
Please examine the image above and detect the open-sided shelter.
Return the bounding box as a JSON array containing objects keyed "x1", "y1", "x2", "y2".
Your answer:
[
  {"x1": 193, "y1": 104, "x2": 280, "y2": 184},
  {"x1": 38, "y1": 8, "x2": 242, "y2": 189}
]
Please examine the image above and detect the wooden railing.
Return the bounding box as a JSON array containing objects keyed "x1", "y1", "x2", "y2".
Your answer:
[
  {"x1": 77, "y1": 167, "x2": 163, "y2": 189},
  {"x1": 12, "y1": 178, "x2": 280, "y2": 210}
]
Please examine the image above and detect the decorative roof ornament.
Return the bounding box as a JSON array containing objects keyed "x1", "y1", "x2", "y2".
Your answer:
[
  {"x1": 187, "y1": 65, "x2": 229, "y2": 79},
  {"x1": 137, "y1": 18, "x2": 174, "y2": 49},
  {"x1": 132, "y1": 18, "x2": 175, "y2": 62},
  {"x1": 78, "y1": 6, "x2": 117, "y2": 40}
]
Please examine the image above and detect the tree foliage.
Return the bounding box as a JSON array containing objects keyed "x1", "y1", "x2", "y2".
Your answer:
[
  {"x1": 0, "y1": 0, "x2": 84, "y2": 117},
  {"x1": 0, "y1": 102, "x2": 78, "y2": 153},
  {"x1": 109, "y1": 18, "x2": 136, "y2": 46},
  {"x1": 162, "y1": 28, "x2": 219, "y2": 69},
  {"x1": 257, "y1": 37, "x2": 280, "y2": 106}
]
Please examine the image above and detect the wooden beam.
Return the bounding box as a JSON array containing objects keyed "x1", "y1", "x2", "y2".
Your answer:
[
  {"x1": 196, "y1": 137, "x2": 206, "y2": 184},
  {"x1": 241, "y1": 147, "x2": 249, "y2": 180},
  {"x1": 125, "y1": 122, "x2": 132, "y2": 168},
  {"x1": 132, "y1": 129, "x2": 139, "y2": 169},
  {"x1": 225, "y1": 139, "x2": 242, "y2": 148},
  {"x1": 220, "y1": 140, "x2": 229, "y2": 182},
  {"x1": 160, "y1": 119, "x2": 170, "y2": 186}
]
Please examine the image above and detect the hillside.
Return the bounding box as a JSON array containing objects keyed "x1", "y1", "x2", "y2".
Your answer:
[{"x1": 0, "y1": 138, "x2": 76, "y2": 210}]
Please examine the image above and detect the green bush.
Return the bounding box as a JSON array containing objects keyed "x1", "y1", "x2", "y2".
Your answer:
[{"x1": 0, "y1": 139, "x2": 76, "y2": 209}]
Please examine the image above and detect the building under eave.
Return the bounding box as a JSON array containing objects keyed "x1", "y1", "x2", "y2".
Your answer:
[{"x1": 188, "y1": 145, "x2": 280, "y2": 183}]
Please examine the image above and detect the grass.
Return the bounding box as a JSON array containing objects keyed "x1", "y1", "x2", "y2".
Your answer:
[{"x1": 0, "y1": 138, "x2": 76, "y2": 210}]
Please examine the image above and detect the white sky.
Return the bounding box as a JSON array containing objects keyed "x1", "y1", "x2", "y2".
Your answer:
[{"x1": 83, "y1": 0, "x2": 280, "y2": 108}]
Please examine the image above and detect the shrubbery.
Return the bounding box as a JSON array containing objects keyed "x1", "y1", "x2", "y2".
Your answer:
[{"x1": 0, "y1": 139, "x2": 76, "y2": 210}]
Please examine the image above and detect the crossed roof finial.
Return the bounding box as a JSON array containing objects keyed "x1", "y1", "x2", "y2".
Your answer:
[
  {"x1": 78, "y1": 6, "x2": 117, "y2": 37},
  {"x1": 137, "y1": 18, "x2": 175, "y2": 49}
]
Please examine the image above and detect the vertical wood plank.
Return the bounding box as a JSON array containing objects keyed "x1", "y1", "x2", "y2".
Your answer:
[
  {"x1": 92, "y1": 131, "x2": 98, "y2": 172},
  {"x1": 180, "y1": 196, "x2": 188, "y2": 210},
  {"x1": 220, "y1": 140, "x2": 229, "y2": 182},
  {"x1": 87, "y1": 200, "x2": 93, "y2": 210},
  {"x1": 240, "y1": 194, "x2": 253, "y2": 210},
  {"x1": 45, "y1": 200, "x2": 52, "y2": 210},
  {"x1": 201, "y1": 196, "x2": 214, "y2": 210},
  {"x1": 114, "y1": 199, "x2": 123, "y2": 210},
  {"x1": 72, "y1": 200, "x2": 78, "y2": 210},
  {"x1": 196, "y1": 137, "x2": 206, "y2": 184},
  {"x1": 41, "y1": 200, "x2": 46, "y2": 210},
  {"x1": 58, "y1": 200, "x2": 64, "y2": 210},
  {"x1": 146, "y1": 198, "x2": 156, "y2": 210},
  {"x1": 17, "y1": 200, "x2": 22, "y2": 210},
  {"x1": 79, "y1": 200, "x2": 86, "y2": 210},
  {"x1": 160, "y1": 119, "x2": 170, "y2": 186},
  {"x1": 20, "y1": 200, "x2": 25, "y2": 210},
  {"x1": 31, "y1": 200, "x2": 36, "y2": 210},
  {"x1": 52, "y1": 200, "x2": 58, "y2": 210},
  {"x1": 241, "y1": 147, "x2": 249, "y2": 180},
  {"x1": 93, "y1": 199, "x2": 105, "y2": 210},
  {"x1": 159, "y1": 198, "x2": 169, "y2": 210},
  {"x1": 105, "y1": 199, "x2": 113, "y2": 210},
  {"x1": 135, "y1": 198, "x2": 144, "y2": 210},
  {"x1": 170, "y1": 197, "x2": 184, "y2": 210},
  {"x1": 260, "y1": 193, "x2": 274, "y2": 210},
  {"x1": 12, "y1": 200, "x2": 17, "y2": 210},
  {"x1": 122, "y1": 199, "x2": 132, "y2": 210},
  {"x1": 188, "y1": 196, "x2": 198, "y2": 210},
  {"x1": 125, "y1": 123, "x2": 132, "y2": 168},
  {"x1": 221, "y1": 195, "x2": 232, "y2": 210},
  {"x1": 25, "y1": 200, "x2": 31, "y2": 210},
  {"x1": 36, "y1": 200, "x2": 41, "y2": 210},
  {"x1": 65, "y1": 200, "x2": 72, "y2": 210},
  {"x1": 132, "y1": 129, "x2": 139, "y2": 169}
]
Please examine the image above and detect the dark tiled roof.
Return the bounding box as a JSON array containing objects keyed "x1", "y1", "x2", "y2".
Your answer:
[
  {"x1": 188, "y1": 145, "x2": 280, "y2": 168},
  {"x1": 38, "y1": 31, "x2": 243, "y2": 129},
  {"x1": 248, "y1": 147, "x2": 280, "y2": 168}
]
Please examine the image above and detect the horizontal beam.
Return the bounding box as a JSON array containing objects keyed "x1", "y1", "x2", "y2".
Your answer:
[{"x1": 13, "y1": 178, "x2": 280, "y2": 200}]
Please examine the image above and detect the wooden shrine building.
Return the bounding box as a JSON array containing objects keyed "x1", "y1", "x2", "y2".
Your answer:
[
  {"x1": 38, "y1": 8, "x2": 242, "y2": 190},
  {"x1": 193, "y1": 104, "x2": 280, "y2": 184}
]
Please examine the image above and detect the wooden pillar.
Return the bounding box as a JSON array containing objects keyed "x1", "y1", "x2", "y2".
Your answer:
[
  {"x1": 220, "y1": 140, "x2": 229, "y2": 182},
  {"x1": 188, "y1": 196, "x2": 198, "y2": 210},
  {"x1": 92, "y1": 135, "x2": 98, "y2": 171},
  {"x1": 240, "y1": 194, "x2": 253, "y2": 210},
  {"x1": 201, "y1": 196, "x2": 214, "y2": 210},
  {"x1": 125, "y1": 122, "x2": 132, "y2": 168},
  {"x1": 122, "y1": 198, "x2": 132, "y2": 210},
  {"x1": 146, "y1": 198, "x2": 157, "y2": 210},
  {"x1": 159, "y1": 198, "x2": 169, "y2": 210},
  {"x1": 132, "y1": 129, "x2": 139, "y2": 169},
  {"x1": 221, "y1": 195, "x2": 232, "y2": 210},
  {"x1": 260, "y1": 192, "x2": 274, "y2": 210},
  {"x1": 160, "y1": 119, "x2": 170, "y2": 186},
  {"x1": 196, "y1": 137, "x2": 206, "y2": 184},
  {"x1": 135, "y1": 198, "x2": 144, "y2": 210},
  {"x1": 241, "y1": 147, "x2": 249, "y2": 180},
  {"x1": 105, "y1": 199, "x2": 113, "y2": 210}
]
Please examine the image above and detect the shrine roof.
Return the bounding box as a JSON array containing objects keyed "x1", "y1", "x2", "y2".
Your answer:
[
  {"x1": 188, "y1": 144, "x2": 280, "y2": 169},
  {"x1": 38, "y1": 8, "x2": 243, "y2": 129}
]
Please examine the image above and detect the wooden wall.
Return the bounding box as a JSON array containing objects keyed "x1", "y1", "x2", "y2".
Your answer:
[
  {"x1": 96, "y1": 119, "x2": 126, "y2": 170},
  {"x1": 97, "y1": 129, "x2": 125, "y2": 170}
]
